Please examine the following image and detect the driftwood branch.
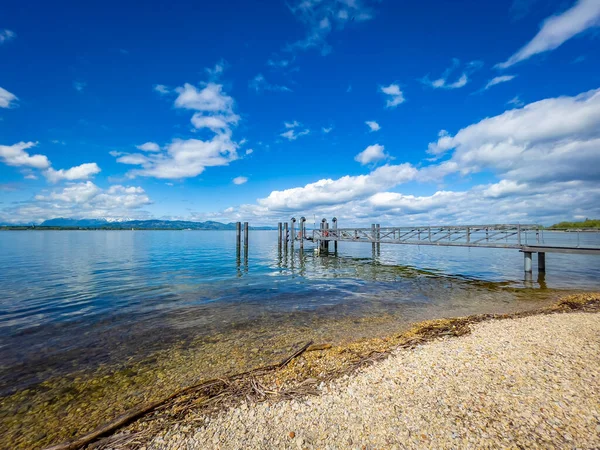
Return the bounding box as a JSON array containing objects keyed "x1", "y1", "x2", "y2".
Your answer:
[{"x1": 43, "y1": 340, "x2": 313, "y2": 450}]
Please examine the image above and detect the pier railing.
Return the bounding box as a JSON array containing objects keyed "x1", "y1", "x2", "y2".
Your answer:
[{"x1": 313, "y1": 224, "x2": 542, "y2": 249}]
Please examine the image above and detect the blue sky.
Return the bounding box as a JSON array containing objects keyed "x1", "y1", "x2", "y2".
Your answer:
[{"x1": 1, "y1": 0, "x2": 599, "y2": 225}]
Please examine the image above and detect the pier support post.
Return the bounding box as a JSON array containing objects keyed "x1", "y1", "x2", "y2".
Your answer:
[
  {"x1": 538, "y1": 252, "x2": 546, "y2": 273},
  {"x1": 283, "y1": 222, "x2": 288, "y2": 248},
  {"x1": 300, "y1": 217, "x2": 305, "y2": 250},
  {"x1": 524, "y1": 251, "x2": 532, "y2": 273},
  {"x1": 243, "y1": 222, "x2": 249, "y2": 269},
  {"x1": 290, "y1": 218, "x2": 296, "y2": 248},
  {"x1": 376, "y1": 224, "x2": 381, "y2": 255},
  {"x1": 371, "y1": 224, "x2": 376, "y2": 254},
  {"x1": 278, "y1": 222, "x2": 282, "y2": 248},
  {"x1": 332, "y1": 217, "x2": 338, "y2": 253},
  {"x1": 236, "y1": 222, "x2": 241, "y2": 249}
]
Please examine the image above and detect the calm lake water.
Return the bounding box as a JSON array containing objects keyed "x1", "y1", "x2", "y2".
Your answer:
[
  {"x1": 1, "y1": 229, "x2": 599, "y2": 395},
  {"x1": 1, "y1": 229, "x2": 600, "y2": 448}
]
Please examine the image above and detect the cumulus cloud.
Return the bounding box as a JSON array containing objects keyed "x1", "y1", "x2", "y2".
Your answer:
[
  {"x1": 497, "y1": 0, "x2": 600, "y2": 69},
  {"x1": 233, "y1": 176, "x2": 248, "y2": 185},
  {"x1": 0, "y1": 142, "x2": 50, "y2": 169},
  {"x1": 365, "y1": 121, "x2": 381, "y2": 132},
  {"x1": 0, "y1": 181, "x2": 152, "y2": 224},
  {"x1": 117, "y1": 80, "x2": 242, "y2": 179},
  {"x1": 483, "y1": 75, "x2": 517, "y2": 90},
  {"x1": 425, "y1": 88, "x2": 600, "y2": 185},
  {"x1": 136, "y1": 142, "x2": 161, "y2": 152},
  {"x1": 380, "y1": 84, "x2": 405, "y2": 108},
  {"x1": 249, "y1": 74, "x2": 292, "y2": 93},
  {"x1": 174, "y1": 83, "x2": 233, "y2": 112},
  {"x1": 421, "y1": 59, "x2": 482, "y2": 90},
  {"x1": 285, "y1": 0, "x2": 379, "y2": 55},
  {"x1": 256, "y1": 163, "x2": 417, "y2": 211},
  {"x1": 0, "y1": 87, "x2": 18, "y2": 108},
  {"x1": 0, "y1": 29, "x2": 15, "y2": 44},
  {"x1": 44, "y1": 163, "x2": 101, "y2": 183},
  {"x1": 354, "y1": 144, "x2": 389, "y2": 165}
]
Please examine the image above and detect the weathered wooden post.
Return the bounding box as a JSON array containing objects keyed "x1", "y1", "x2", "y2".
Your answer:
[
  {"x1": 300, "y1": 217, "x2": 306, "y2": 249},
  {"x1": 538, "y1": 252, "x2": 546, "y2": 272},
  {"x1": 284, "y1": 222, "x2": 289, "y2": 249},
  {"x1": 371, "y1": 224, "x2": 376, "y2": 254},
  {"x1": 321, "y1": 218, "x2": 328, "y2": 253},
  {"x1": 243, "y1": 222, "x2": 249, "y2": 271},
  {"x1": 290, "y1": 217, "x2": 296, "y2": 248},
  {"x1": 332, "y1": 217, "x2": 338, "y2": 253},
  {"x1": 236, "y1": 222, "x2": 241, "y2": 264},
  {"x1": 278, "y1": 222, "x2": 282, "y2": 249},
  {"x1": 376, "y1": 224, "x2": 381, "y2": 255}
]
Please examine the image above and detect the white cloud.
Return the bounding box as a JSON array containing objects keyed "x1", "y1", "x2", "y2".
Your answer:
[
  {"x1": 0, "y1": 29, "x2": 15, "y2": 44},
  {"x1": 0, "y1": 182, "x2": 153, "y2": 224},
  {"x1": 136, "y1": 142, "x2": 161, "y2": 152},
  {"x1": 0, "y1": 87, "x2": 18, "y2": 108},
  {"x1": 484, "y1": 75, "x2": 517, "y2": 90},
  {"x1": 281, "y1": 129, "x2": 310, "y2": 141},
  {"x1": 497, "y1": 0, "x2": 600, "y2": 69},
  {"x1": 118, "y1": 80, "x2": 242, "y2": 179},
  {"x1": 421, "y1": 59, "x2": 482, "y2": 90},
  {"x1": 249, "y1": 74, "x2": 292, "y2": 93},
  {"x1": 322, "y1": 126, "x2": 333, "y2": 133},
  {"x1": 380, "y1": 84, "x2": 405, "y2": 108},
  {"x1": 0, "y1": 142, "x2": 50, "y2": 169},
  {"x1": 191, "y1": 113, "x2": 240, "y2": 131},
  {"x1": 44, "y1": 163, "x2": 101, "y2": 183},
  {"x1": 233, "y1": 176, "x2": 248, "y2": 185},
  {"x1": 256, "y1": 163, "x2": 417, "y2": 212},
  {"x1": 285, "y1": 0, "x2": 378, "y2": 55},
  {"x1": 354, "y1": 144, "x2": 389, "y2": 165},
  {"x1": 245, "y1": 149, "x2": 254, "y2": 155},
  {"x1": 425, "y1": 88, "x2": 600, "y2": 185},
  {"x1": 365, "y1": 120, "x2": 380, "y2": 132},
  {"x1": 174, "y1": 83, "x2": 234, "y2": 112},
  {"x1": 285, "y1": 120, "x2": 301, "y2": 129},
  {"x1": 73, "y1": 81, "x2": 86, "y2": 92},
  {"x1": 153, "y1": 84, "x2": 170, "y2": 95}
]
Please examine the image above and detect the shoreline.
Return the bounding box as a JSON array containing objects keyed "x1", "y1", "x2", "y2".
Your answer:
[
  {"x1": 55, "y1": 292, "x2": 600, "y2": 450},
  {"x1": 149, "y1": 306, "x2": 600, "y2": 449}
]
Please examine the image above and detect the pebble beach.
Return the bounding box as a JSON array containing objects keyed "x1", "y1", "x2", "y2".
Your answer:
[{"x1": 147, "y1": 311, "x2": 600, "y2": 449}]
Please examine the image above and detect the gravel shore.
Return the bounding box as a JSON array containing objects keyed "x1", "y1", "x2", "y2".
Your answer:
[{"x1": 148, "y1": 312, "x2": 600, "y2": 449}]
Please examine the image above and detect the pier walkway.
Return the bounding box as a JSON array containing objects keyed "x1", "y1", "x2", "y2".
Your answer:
[{"x1": 306, "y1": 222, "x2": 600, "y2": 274}]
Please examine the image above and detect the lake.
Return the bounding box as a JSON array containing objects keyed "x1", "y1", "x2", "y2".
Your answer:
[{"x1": 1, "y1": 229, "x2": 599, "y2": 448}]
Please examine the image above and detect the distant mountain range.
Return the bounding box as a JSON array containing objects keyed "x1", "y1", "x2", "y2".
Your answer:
[{"x1": 10, "y1": 218, "x2": 277, "y2": 230}]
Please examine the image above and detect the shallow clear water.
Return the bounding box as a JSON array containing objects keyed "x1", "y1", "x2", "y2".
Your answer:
[{"x1": 1, "y1": 230, "x2": 599, "y2": 394}]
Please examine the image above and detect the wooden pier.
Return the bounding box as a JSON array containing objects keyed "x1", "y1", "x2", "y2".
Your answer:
[{"x1": 239, "y1": 220, "x2": 600, "y2": 275}]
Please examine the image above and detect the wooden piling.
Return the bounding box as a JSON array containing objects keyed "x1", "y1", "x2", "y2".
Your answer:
[
  {"x1": 278, "y1": 222, "x2": 282, "y2": 248},
  {"x1": 284, "y1": 222, "x2": 288, "y2": 248},
  {"x1": 290, "y1": 218, "x2": 296, "y2": 248},
  {"x1": 333, "y1": 217, "x2": 338, "y2": 253},
  {"x1": 371, "y1": 224, "x2": 376, "y2": 254}
]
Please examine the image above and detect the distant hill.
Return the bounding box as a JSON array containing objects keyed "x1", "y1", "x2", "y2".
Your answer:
[
  {"x1": 33, "y1": 218, "x2": 275, "y2": 230},
  {"x1": 548, "y1": 218, "x2": 600, "y2": 230}
]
